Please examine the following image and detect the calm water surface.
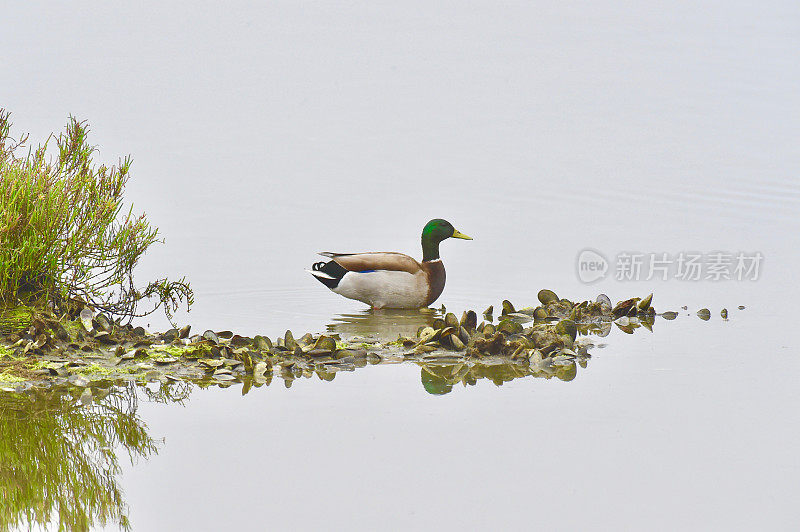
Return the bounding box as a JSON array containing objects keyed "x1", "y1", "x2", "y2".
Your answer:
[
  {"x1": 2, "y1": 1, "x2": 800, "y2": 530},
  {"x1": 2, "y1": 308, "x2": 798, "y2": 530}
]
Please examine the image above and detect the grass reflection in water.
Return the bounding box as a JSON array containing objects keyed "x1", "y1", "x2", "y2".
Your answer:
[{"x1": 0, "y1": 382, "x2": 172, "y2": 531}]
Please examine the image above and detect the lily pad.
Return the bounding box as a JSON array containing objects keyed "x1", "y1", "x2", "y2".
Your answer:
[
  {"x1": 497, "y1": 319, "x2": 523, "y2": 334},
  {"x1": 253, "y1": 335, "x2": 272, "y2": 350},
  {"x1": 461, "y1": 310, "x2": 477, "y2": 330},
  {"x1": 312, "y1": 335, "x2": 337, "y2": 352},
  {"x1": 537, "y1": 289, "x2": 559, "y2": 305},
  {"x1": 596, "y1": 294, "x2": 612, "y2": 308},
  {"x1": 637, "y1": 293, "x2": 653, "y2": 311},
  {"x1": 202, "y1": 330, "x2": 220, "y2": 344},
  {"x1": 79, "y1": 308, "x2": 94, "y2": 332}
]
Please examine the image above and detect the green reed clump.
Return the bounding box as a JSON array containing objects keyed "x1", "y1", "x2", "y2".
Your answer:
[{"x1": 0, "y1": 109, "x2": 192, "y2": 323}]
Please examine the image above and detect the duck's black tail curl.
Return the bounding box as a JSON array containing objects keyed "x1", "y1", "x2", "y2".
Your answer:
[{"x1": 309, "y1": 259, "x2": 348, "y2": 289}]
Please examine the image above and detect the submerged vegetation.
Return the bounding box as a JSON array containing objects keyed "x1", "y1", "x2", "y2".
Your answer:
[{"x1": 0, "y1": 109, "x2": 192, "y2": 326}]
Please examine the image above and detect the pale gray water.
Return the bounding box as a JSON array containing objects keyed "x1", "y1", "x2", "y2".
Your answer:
[{"x1": 2, "y1": 1, "x2": 800, "y2": 530}]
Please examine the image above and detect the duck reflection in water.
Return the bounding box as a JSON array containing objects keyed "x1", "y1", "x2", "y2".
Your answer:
[{"x1": 326, "y1": 307, "x2": 439, "y2": 342}]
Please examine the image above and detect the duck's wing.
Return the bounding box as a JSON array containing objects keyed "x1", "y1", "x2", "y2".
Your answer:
[{"x1": 318, "y1": 252, "x2": 422, "y2": 274}]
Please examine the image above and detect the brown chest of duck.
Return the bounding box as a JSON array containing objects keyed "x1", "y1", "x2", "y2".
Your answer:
[{"x1": 308, "y1": 219, "x2": 472, "y2": 309}]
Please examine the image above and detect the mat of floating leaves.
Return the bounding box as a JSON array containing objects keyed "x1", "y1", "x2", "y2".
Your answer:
[{"x1": 1, "y1": 290, "x2": 737, "y2": 392}]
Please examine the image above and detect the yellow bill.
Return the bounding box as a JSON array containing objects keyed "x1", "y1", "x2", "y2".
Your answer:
[{"x1": 451, "y1": 229, "x2": 473, "y2": 240}]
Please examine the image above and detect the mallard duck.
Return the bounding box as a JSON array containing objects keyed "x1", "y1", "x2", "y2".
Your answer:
[{"x1": 308, "y1": 219, "x2": 472, "y2": 309}]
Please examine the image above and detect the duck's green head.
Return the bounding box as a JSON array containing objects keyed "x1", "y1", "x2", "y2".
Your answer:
[{"x1": 421, "y1": 219, "x2": 472, "y2": 261}]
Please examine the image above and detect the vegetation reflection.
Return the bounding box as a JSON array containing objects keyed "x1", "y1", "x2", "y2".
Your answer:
[{"x1": 0, "y1": 382, "x2": 164, "y2": 531}]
